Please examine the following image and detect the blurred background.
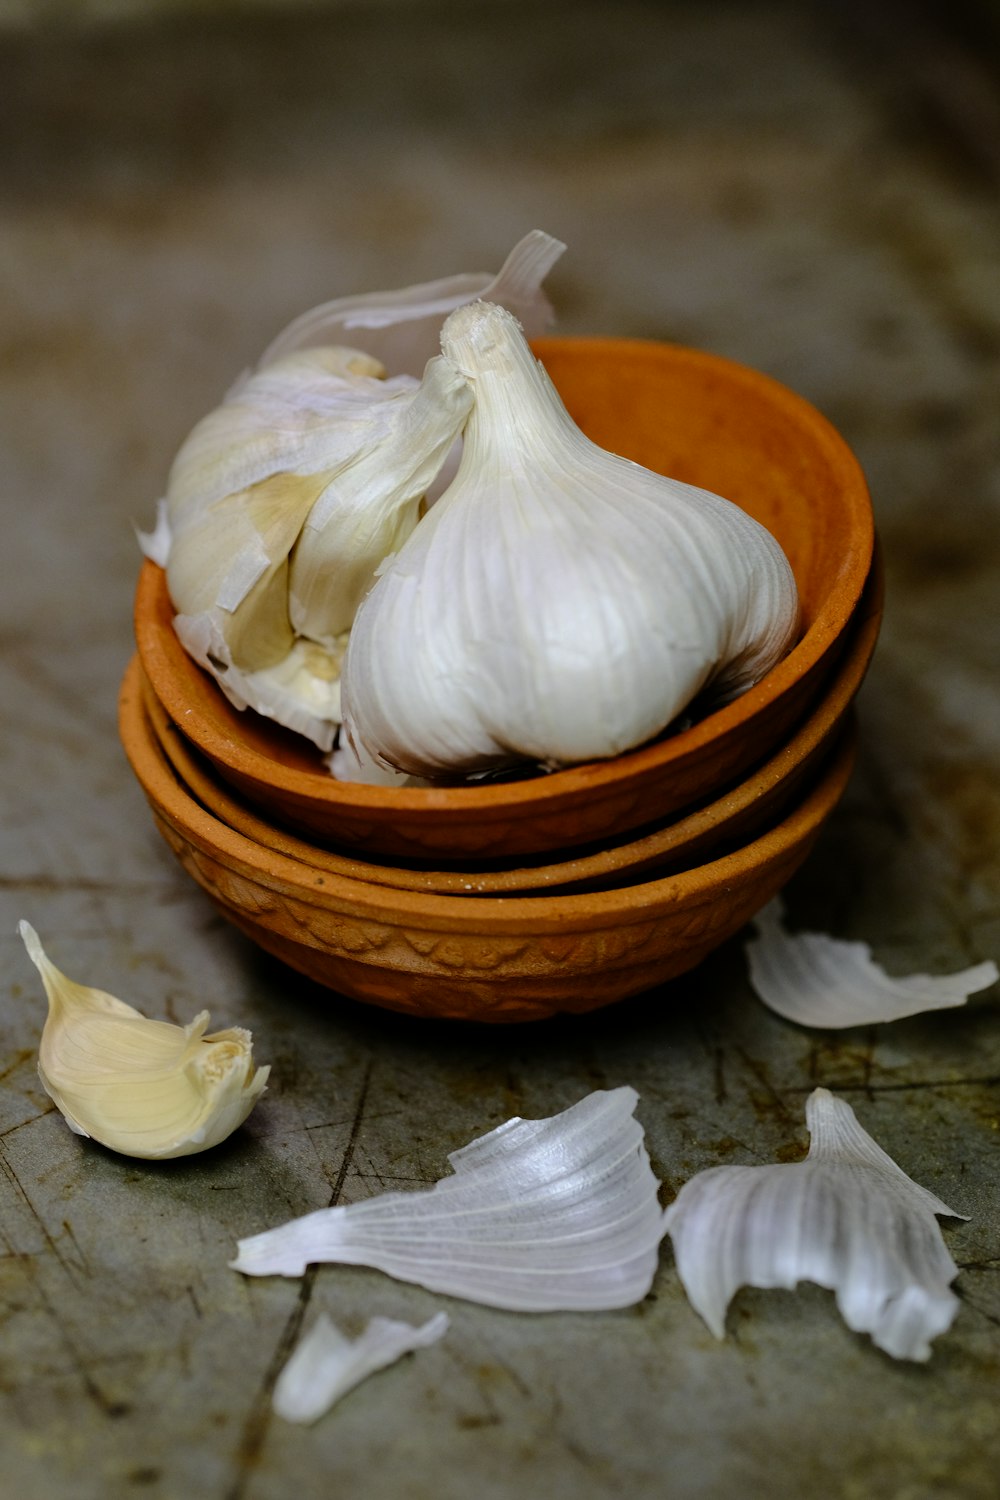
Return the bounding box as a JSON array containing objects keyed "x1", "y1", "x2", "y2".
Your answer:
[
  {"x1": 2, "y1": 4, "x2": 999, "y2": 1497},
  {"x1": 3, "y1": 0, "x2": 998, "y2": 944}
]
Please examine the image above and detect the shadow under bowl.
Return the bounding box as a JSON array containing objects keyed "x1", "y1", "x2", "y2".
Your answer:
[{"x1": 135, "y1": 336, "x2": 874, "y2": 862}]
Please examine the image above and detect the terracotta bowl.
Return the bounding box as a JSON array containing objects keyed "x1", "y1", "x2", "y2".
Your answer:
[
  {"x1": 120, "y1": 658, "x2": 857, "y2": 1024},
  {"x1": 135, "y1": 337, "x2": 874, "y2": 862},
  {"x1": 135, "y1": 541, "x2": 882, "y2": 895}
]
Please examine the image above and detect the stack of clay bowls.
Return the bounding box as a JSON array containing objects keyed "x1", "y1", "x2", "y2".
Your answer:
[{"x1": 120, "y1": 338, "x2": 880, "y2": 1023}]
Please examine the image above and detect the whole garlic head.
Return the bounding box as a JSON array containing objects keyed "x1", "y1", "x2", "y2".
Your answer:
[
  {"x1": 339, "y1": 300, "x2": 800, "y2": 778},
  {"x1": 20, "y1": 921, "x2": 269, "y2": 1160}
]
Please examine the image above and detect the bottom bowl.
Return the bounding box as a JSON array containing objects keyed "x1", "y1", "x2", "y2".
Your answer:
[{"x1": 119, "y1": 665, "x2": 856, "y2": 1023}]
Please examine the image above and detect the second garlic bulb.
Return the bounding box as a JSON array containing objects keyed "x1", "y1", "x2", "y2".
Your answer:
[{"x1": 339, "y1": 301, "x2": 799, "y2": 778}]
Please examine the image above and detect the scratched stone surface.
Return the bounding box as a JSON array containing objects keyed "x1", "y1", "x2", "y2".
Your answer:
[{"x1": 1, "y1": 3, "x2": 999, "y2": 1497}]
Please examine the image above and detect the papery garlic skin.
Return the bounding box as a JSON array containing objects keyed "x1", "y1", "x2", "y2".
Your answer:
[
  {"x1": 164, "y1": 350, "x2": 473, "y2": 752},
  {"x1": 20, "y1": 921, "x2": 269, "y2": 1160},
  {"x1": 232, "y1": 1088, "x2": 664, "y2": 1312},
  {"x1": 662, "y1": 1087, "x2": 964, "y2": 1361},
  {"x1": 257, "y1": 229, "x2": 565, "y2": 377},
  {"x1": 340, "y1": 300, "x2": 799, "y2": 778},
  {"x1": 747, "y1": 898, "x2": 998, "y2": 1029},
  {"x1": 273, "y1": 1312, "x2": 449, "y2": 1424}
]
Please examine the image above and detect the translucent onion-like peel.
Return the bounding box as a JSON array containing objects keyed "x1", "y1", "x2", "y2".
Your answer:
[
  {"x1": 662, "y1": 1087, "x2": 965, "y2": 1361},
  {"x1": 273, "y1": 1312, "x2": 449, "y2": 1424},
  {"x1": 231, "y1": 1088, "x2": 663, "y2": 1311},
  {"x1": 257, "y1": 229, "x2": 566, "y2": 376},
  {"x1": 747, "y1": 898, "x2": 998, "y2": 1028}
]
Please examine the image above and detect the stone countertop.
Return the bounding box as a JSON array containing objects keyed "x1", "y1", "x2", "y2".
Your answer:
[{"x1": 1, "y1": 4, "x2": 998, "y2": 1496}]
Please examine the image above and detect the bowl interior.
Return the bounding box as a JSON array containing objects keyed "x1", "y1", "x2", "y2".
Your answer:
[{"x1": 135, "y1": 337, "x2": 874, "y2": 858}]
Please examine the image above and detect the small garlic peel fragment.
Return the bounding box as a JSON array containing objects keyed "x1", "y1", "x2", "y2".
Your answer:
[
  {"x1": 231, "y1": 1088, "x2": 663, "y2": 1312},
  {"x1": 135, "y1": 497, "x2": 171, "y2": 568},
  {"x1": 747, "y1": 898, "x2": 998, "y2": 1028},
  {"x1": 273, "y1": 1312, "x2": 448, "y2": 1424},
  {"x1": 19, "y1": 921, "x2": 269, "y2": 1160},
  {"x1": 257, "y1": 230, "x2": 566, "y2": 376},
  {"x1": 662, "y1": 1088, "x2": 965, "y2": 1361}
]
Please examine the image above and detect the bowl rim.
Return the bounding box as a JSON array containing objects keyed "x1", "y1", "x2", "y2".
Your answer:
[
  {"x1": 121, "y1": 650, "x2": 857, "y2": 933},
  {"x1": 138, "y1": 542, "x2": 882, "y2": 893},
  {"x1": 136, "y1": 335, "x2": 874, "y2": 817}
]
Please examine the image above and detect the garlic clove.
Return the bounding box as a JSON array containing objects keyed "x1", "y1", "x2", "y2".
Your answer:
[
  {"x1": 287, "y1": 352, "x2": 474, "y2": 647},
  {"x1": 175, "y1": 627, "x2": 351, "y2": 756},
  {"x1": 164, "y1": 349, "x2": 409, "y2": 531},
  {"x1": 169, "y1": 468, "x2": 329, "y2": 672},
  {"x1": 20, "y1": 921, "x2": 269, "y2": 1160},
  {"x1": 162, "y1": 350, "x2": 473, "y2": 750},
  {"x1": 256, "y1": 229, "x2": 566, "y2": 377},
  {"x1": 273, "y1": 1312, "x2": 449, "y2": 1424},
  {"x1": 231, "y1": 1088, "x2": 665, "y2": 1312},
  {"x1": 339, "y1": 300, "x2": 799, "y2": 778},
  {"x1": 746, "y1": 898, "x2": 998, "y2": 1029},
  {"x1": 662, "y1": 1087, "x2": 964, "y2": 1361}
]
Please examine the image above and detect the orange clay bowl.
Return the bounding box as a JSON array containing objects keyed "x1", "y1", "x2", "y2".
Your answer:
[
  {"x1": 135, "y1": 337, "x2": 874, "y2": 862},
  {"x1": 120, "y1": 655, "x2": 857, "y2": 1023},
  {"x1": 135, "y1": 543, "x2": 882, "y2": 895}
]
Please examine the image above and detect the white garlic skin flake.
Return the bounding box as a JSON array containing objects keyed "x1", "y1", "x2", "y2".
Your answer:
[
  {"x1": 746, "y1": 898, "x2": 998, "y2": 1029},
  {"x1": 257, "y1": 229, "x2": 565, "y2": 376},
  {"x1": 20, "y1": 922, "x2": 269, "y2": 1160},
  {"x1": 340, "y1": 300, "x2": 799, "y2": 778},
  {"x1": 662, "y1": 1087, "x2": 964, "y2": 1362},
  {"x1": 232, "y1": 1087, "x2": 664, "y2": 1312},
  {"x1": 273, "y1": 1312, "x2": 449, "y2": 1424}
]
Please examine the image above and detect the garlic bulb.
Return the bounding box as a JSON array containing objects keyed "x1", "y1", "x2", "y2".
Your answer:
[
  {"x1": 152, "y1": 234, "x2": 565, "y2": 757},
  {"x1": 164, "y1": 349, "x2": 473, "y2": 751},
  {"x1": 20, "y1": 921, "x2": 269, "y2": 1160},
  {"x1": 339, "y1": 301, "x2": 799, "y2": 778}
]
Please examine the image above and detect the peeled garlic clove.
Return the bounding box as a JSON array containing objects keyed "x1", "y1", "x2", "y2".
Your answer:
[
  {"x1": 662, "y1": 1087, "x2": 965, "y2": 1361},
  {"x1": 232, "y1": 1088, "x2": 664, "y2": 1312},
  {"x1": 257, "y1": 229, "x2": 566, "y2": 377},
  {"x1": 20, "y1": 921, "x2": 269, "y2": 1160},
  {"x1": 746, "y1": 898, "x2": 998, "y2": 1029},
  {"x1": 340, "y1": 300, "x2": 799, "y2": 778},
  {"x1": 273, "y1": 1312, "x2": 449, "y2": 1424}
]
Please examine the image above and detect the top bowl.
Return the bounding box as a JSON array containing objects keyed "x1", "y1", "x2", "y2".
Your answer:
[
  {"x1": 136, "y1": 336, "x2": 874, "y2": 861},
  {"x1": 138, "y1": 542, "x2": 882, "y2": 895}
]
